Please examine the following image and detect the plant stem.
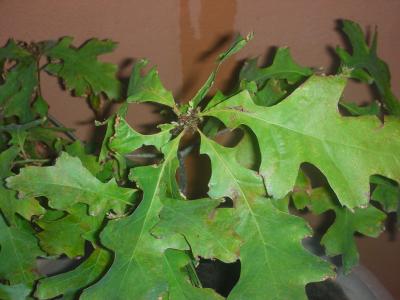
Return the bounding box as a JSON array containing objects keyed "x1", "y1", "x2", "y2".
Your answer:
[{"x1": 13, "y1": 158, "x2": 50, "y2": 165}]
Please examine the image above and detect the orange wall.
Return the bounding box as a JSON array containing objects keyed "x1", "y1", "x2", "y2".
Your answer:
[{"x1": 1, "y1": 0, "x2": 400, "y2": 297}]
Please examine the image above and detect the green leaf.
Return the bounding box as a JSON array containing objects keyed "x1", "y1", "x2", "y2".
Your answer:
[
  {"x1": 32, "y1": 95, "x2": 49, "y2": 117},
  {"x1": 163, "y1": 249, "x2": 224, "y2": 300},
  {"x1": 291, "y1": 170, "x2": 313, "y2": 210},
  {"x1": 202, "y1": 75, "x2": 400, "y2": 208},
  {"x1": 81, "y1": 135, "x2": 190, "y2": 299},
  {"x1": 35, "y1": 248, "x2": 111, "y2": 300},
  {"x1": 198, "y1": 132, "x2": 333, "y2": 299},
  {"x1": 109, "y1": 115, "x2": 173, "y2": 156},
  {"x1": 336, "y1": 20, "x2": 400, "y2": 115},
  {"x1": 0, "y1": 40, "x2": 38, "y2": 122},
  {"x1": 239, "y1": 47, "x2": 312, "y2": 109},
  {"x1": 189, "y1": 34, "x2": 253, "y2": 109},
  {"x1": 234, "y1": 126, "x2": 260, "y2": 170},
  {"x1": 0, "y1": 117, "x2": 56, "y2": 161},
  {"x1": 45, "y1": 37, "x2": 120, "y2": 99},
  {"x1": 240, "y1": 47, "x2": 312, "y2": 85},
  {"x1": 371, "y1": 175, "x2": 400, "y2": 213},
  {"x1": 0, "y1": 215, "x2": 44, "y2": 284},
  {"x1": 0, "y1": 283, "x2": 31, "y2": 300},
  {"x1": 339, "y1": 101, "x2": 380, "y2": 116},
  {"x1": 246, "y1": 78, "x2": 287, "y2": 107},
  {"x1": 64, "y1": 141, "x2": 102, "y2": 176},
  {"x1": 8, "y1": 128, "x2": 27, "y2": 150},
  {"x1": 153, "y1": 198, "x2": 241, "y2": 263},
  {"x1": 88, "y1": 93, "x2": 101, "y2": 112},
  {"x1": 305, "y1": 187, "x2": 386, "y2": 273},
  {"x1": 0, "y1": 145, "x2": 22, "y2": 181},
  {"x1": 0, "y1": 146, "x2": 44, "y2": 225},
  {"x1": 95, "y1": 112, "x2": 129, "y2": 181},
  {"x1": 0, "y1": 117, "x2": 46, "y2": 135},
  {"x1": 234, "y1": 199, "x2": 333, "y2": 300},
  {"x1": 36, "y1": 204, "x2": 103, "y2": 258},
  {"x1": 127, "y1": 59, "x2": 176, "y2": 108},
  {"x1": 201, "y1": 117, "x2": 224, "y2": 139},
  {"x1": 204, "y1": 90, "x2": 229, "y2": 112},
  {"x1": 98, "y1": 107, "x2": 174, "y2": 181},
  {"x1": 0, "y1": 189, "x2": 44, "y2": 226},
  {"x1": 0, "y1": 40, "x2": 30, "y2": 68},
  {"x1": 6, "y1": 152, "x2": 137, "y2": 216},
  {"x1": 97, "y1": 114, "x2": 117, "y2": 162},
  {"x1": 198, "y1": 130, "x2": 264, "y2": 202}
]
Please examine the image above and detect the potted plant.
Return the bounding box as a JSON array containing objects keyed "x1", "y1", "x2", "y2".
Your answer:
[{"x1": 0, "y1": 20, "x2": 398, "y2": 299}]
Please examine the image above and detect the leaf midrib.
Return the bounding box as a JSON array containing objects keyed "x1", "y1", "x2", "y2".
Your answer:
[
  {"x1": 203, "y1": 107, "x2": 399, "y2": 160},
  {"x1": 21, "y1": 180, "x2": 133, "y2": 207},
  {"x1": 119, "y1": 136, "x2": 180, "y2": 287},
  {"x1": 200, "y1": 133, "x2": 280, "y2": 297}
]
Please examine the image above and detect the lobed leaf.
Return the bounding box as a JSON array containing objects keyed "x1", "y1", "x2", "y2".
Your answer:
[
  {"x1": 153, "y1": 198, "x2": 241, "y2": 263},
  {"x1": 0, "y1": 215, "x2": 44, "y2": 285},
  {"x1": 45, "y1": 37, "x2": 120, "y2": 99},
  {"x1": 370, "y1": 175, "x2": 400, "y2": 213},
  {"x1": 0, "y1": 146, "x2": 44, "y2": 225},
  {"x1": 109, "y1": 115, "x2": 173, "y2": 156},
  {"x1": 202, "y1": 75, "x2": 400, "y2": 208},
  {"x1": 336, "y1": 20, "x2": 400, "y2": 115},
  {"x1": 81, "y1": 135, "x2": 189, "y2": 299},
  {"x1": 36, "y1": 204, "x2": 103, "y2": 258},
  {"x1": 300, "y1": 187, "x2": 386, "y2": 273},
  {"x1": 240, "y1": 47, "x2": 312, "y2": 85},
  {"x1": 189, "y1": 33, "x2": 253, "y2": 109},
  {"x1": 127, "y1": 59, "x2": 176, "y2": 108},
  {"x1": 0, "y1": 40, "x2": 38, "y2": 122},
  {"x1": 199, "y1": 132, "x2": 333, "y2": 299},
  {"x1": 6, "y1": 152, "x2": 137, "y2": 216}
]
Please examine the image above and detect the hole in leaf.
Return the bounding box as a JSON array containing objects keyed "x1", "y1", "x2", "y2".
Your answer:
[
  {"x1": 306, "y1": 279, "x2": 349, "y2": 300},
  {"x1": 183, "y1": 149, "x2": 211, "y2": 199},
  {"x1": 200, "y1": 117, "x2": 243, "y2": 147},
  {"x1": 341, "y1": 80, "x2": 376, "y2": 108},
  {"x1": 196, "y1": 259, "x2": 240, "y2": 297},
  {"x1": 37, "y1": 241, "x2": 94, "y2": 277},
  {"x1": 201, "y1": 120, "x2": 261, "y2": 171},
  {"x1": 125, "y1": 102, "x2": 177, "y2": 134},
  {"x1": 218, "y1": 197, "x2": 234, "y2": 208},
  {"x1": 214, "y1": 127, "x2": 243, "y2": 147},
  {"x1": 300, "y1": 163, "x2": 330, "y2": 188}
]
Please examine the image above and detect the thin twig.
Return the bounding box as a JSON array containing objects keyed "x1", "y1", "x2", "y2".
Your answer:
[{"x1": 48, "y1": 114, "x2": 78, "y2": 141}]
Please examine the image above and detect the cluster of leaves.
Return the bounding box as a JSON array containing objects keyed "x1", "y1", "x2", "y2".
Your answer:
[{"x1": 0, "y1": 20, "x2": 399, "y2": 300}]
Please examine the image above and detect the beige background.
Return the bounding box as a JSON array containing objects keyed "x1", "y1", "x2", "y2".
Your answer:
[{"x1": 1, "y1": 0, "x2": 399, "y2": 297}]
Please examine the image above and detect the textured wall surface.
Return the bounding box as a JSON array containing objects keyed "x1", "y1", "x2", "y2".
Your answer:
[{"x1": 1, "y1": 0, "x2": 399, "y2": 297}]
